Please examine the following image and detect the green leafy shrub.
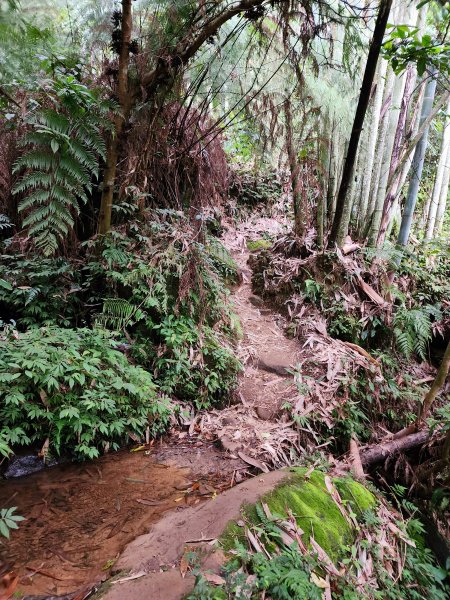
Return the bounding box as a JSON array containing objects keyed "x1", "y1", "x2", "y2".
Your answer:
[
  {"x1": 150, "y1": 315, "x2": 241, "y2": 409},
  {"x1": 0, "y1": 507, "x2": 25, "y2": 538},
  {"x1": 0, "y1": 254, "x2": 82, "y2": 327},
  {"x1": 83, "y1": 218, "x2": 242, "y2": 408},
  {"x1": 0, "y1": 326, "x2": 170, "y2": 458}
]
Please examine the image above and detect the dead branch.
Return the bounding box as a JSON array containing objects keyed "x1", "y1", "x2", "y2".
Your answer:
[{"x1": 360, "y1": 430, "x2": 430, "y2": 467}]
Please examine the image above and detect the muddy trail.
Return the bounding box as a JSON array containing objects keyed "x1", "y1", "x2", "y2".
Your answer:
[{"x1": 0, "y1": 225, "x2": 310, "y2": 599}]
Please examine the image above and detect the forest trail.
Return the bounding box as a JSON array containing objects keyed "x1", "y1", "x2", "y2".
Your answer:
[{"x1": 229, "y1": 247, "x2": 300, "y2": 422}]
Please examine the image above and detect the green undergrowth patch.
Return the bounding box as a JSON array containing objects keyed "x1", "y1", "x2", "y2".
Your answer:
[
  {"x1": 0, "y1": 211, "x2": 242, "y2": 456},
  {"x1": 250, "y1": 241, "x2": 449, "y2": 360},
  {"x1": 0, "y1": 326, "x2": 170, "y2": 459},
  {"x1": 246, "y1": 238, "x2": 272, "y2": 252}
]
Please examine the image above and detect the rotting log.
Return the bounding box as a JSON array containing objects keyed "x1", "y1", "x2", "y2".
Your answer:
[{"x1": 360, "y1": 430, "x2": 430, "y2": 467}]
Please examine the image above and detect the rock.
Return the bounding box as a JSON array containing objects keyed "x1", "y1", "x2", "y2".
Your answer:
[
  {"x1": 256, "y1": 406, "x2": 276, "y2": 420},
  {"x1": 248, "y1": 295, "x2": 264, "y2": 307},
  {"x1": 99, "y1": 469, "x2": 376, "y2": 600},
  {"x1": 217, "y1": 435, "x2": 242, "y2": 454},
  {"x1": 258, "y1": 349, "x2": 293, "y2": 376},
  {"x1": 4, "y1": 455, "x2": 59, "y2": 478}
]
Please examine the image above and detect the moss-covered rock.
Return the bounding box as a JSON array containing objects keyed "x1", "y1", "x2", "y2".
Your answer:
[{"x1": 221, "y1": 467, "x2": 375, "y2": 561}]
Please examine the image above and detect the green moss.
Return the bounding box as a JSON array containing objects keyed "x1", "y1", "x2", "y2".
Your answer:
[
  {"x1": 335, "y1": 476, "x2": 376, "y2": 516},
  {"x1": 220, "y1": 468, "x2": 375, "y2": 562},
  {"x1": 246, "y1": 238, "x2": 272, "y2": 252}
]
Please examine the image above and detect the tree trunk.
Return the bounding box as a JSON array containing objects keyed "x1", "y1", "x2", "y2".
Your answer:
[
  {"x1": 387, "y1": 88, "x2": 450, "y2": 194},
  {"x1": 284, "y1": 97, "x2": 307, "y2": 240},
  {"x1": 328, "y1": 0, "x2": 393, "y2": 248},
  {"x1": 417, "y1": 341, "x2": 450, "y2": 425},
  {"x1": 376, "y1": 64, "x2": 415, "y2": 246},
  {"x1": 368, "y1": 70, "x2": 406, "y2": 245},
  {"x1": 435, "y1": 140, "x2": 450, "y2": 234},
  {"x1": 96, "y1": 0, "x2": 268, "y2": 234},
  {"x1": 360, "y1": 430, "x2": 430, "y2": 467},
  {"x1": 425, "y1": 96, "x2": 450, "y2": 239},
  {"x1": 364, "y1": 70, "x2": 394, "y2": 235},
  {"x1": 397, "y1": 70, "x2": 438, "y2": 247},
  {"x1": 98, "y1": 0, "x2": 133, "y2": 235},
  {"x1": 357, "y1": 58, "x2": 388, "y2": 233}
]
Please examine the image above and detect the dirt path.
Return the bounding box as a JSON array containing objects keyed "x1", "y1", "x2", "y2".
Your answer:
[{"x1": 230, "y1": 248, "x2": 300, "y2": 420}]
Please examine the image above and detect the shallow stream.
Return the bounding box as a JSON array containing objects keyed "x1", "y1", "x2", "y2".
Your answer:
[{"x1": 0, "y1": 446, "x2": 230, "y2": 599}]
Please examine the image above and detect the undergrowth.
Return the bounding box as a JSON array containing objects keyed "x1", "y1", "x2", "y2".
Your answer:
[
  {"x1": 0, "y1": 326, "x2": 170, "y2": 459},
  {"x1": 0, "y1": 211, "x2": 241, "y2": 456},
  {"x1": 187, "y1": 499, "x2": 449, "y2": 600},
  {"x1": 251, "y1": 240, "x2": 449, "y2": 361}
]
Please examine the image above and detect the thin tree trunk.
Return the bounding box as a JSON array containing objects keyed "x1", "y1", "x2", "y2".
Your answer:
[
  {"x1": 365, "y1": 71, "x2": 394, "y2": 234},
  {"x1": 357, "y1": 58, "x2": 388, "y2": 233},
  {"x1": 376, "y1": 64, "x2": 415, "y2": 246},
  {"x1": 387, "y1": 89, "x2": 450, "y2": 194},
  {"x1": 425, "y1": 96, "x2": 450, "y2": 239},
  {"x1": 98, "y1": 0, "x2": 133, "y2": 235},
  {"x1": 328, "y1": 0, "x2": 393, "y2": 248},
  {"x1": 435, "y1": 140, "x2": 450, "y2": 234},
  {"x1": 368, "y1": 71, "x2": 406, "y2": 245},
  {"x1": 418, "y1": 341, "x2": 450, "y2": 425},
  {"x1": 397, "y1": 70, "x2": 438, "y2": 247},
  {"x1": 284, "y1": 98, "x2": 307, "y2": 240}
]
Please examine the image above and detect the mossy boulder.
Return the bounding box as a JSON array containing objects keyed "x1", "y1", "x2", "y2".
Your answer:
[{"x1": 221, "y1": 467, "x2": 375, "y2": 561}]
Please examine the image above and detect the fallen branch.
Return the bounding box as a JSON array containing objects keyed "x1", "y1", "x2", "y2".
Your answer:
[{"x1": 360, "y1": 430, "x2": 430, "y2": 467}]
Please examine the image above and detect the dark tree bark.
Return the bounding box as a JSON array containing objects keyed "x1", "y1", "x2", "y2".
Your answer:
[
  {"x1": 98, "y1": 0, "x2": 133, "y2": 235},
  {"x1": 283, "y1": 98, "x2": 307, "y2": 240},
  {"x1": 328, "y1": 0, "x2": 393, "y2": 248},
  {"x1": 360, "y1": 430, "x2": 430, "y2": 466}
]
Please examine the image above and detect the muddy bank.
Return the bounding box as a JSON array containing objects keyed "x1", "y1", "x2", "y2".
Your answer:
[{"x1": 0, "y1": 441, "x2": 237, "y2": 599}]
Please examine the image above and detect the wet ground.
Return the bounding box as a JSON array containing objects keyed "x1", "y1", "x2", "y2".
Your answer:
[{"x1": 0, "y1": 439, "x2": 239, "y2": 599}]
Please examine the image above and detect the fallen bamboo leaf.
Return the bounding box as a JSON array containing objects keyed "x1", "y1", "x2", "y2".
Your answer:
[
  {"x1": 357, "y1": 276, "x2": 387, "y2": 307},
  {"x1": 342, "y1": 341, "x2": 381, "y2": 368},
  {"x1": 130, "y1": 445, "x2": 146, "y2": 452},
  {"x1": 25, "y1": 564, "x2": 63, "y2": 580},
  {"x1": 0, "y1": 571, "x2": 18, "y2": 600},
  {"x1": 309, "y1": 538, "x2": 341, "y2": 576},
  {"x1": 135, "y1": 498, "x2": 163, "y2": 506},
  {"x1": 310, "y1": 571, "x2": 329, "y2": 589},
  {"x1": 238, "y1": 452, "x2": 269, "y2": 473},
  {"x1": 180, "y1": 551, "x2": 190, "y2": 578},
  {"x1": 203, "y1": 573, "x2": 226, "y2": 585},
  {"x1": 112, "y1": 571, "x2": 146, "y2": 584}
]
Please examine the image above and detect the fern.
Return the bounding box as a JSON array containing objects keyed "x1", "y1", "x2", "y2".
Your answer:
[
  {"x1": 12, "y1": 76, "x2": 111, "y2": 255},
  {"x1": 393, "y1": 305, "x2": 440, "y2": 361},
  {"x1": 0, "y1": 215, "x2": 12, "y2": 230},
  {"x1": 96, "y1": 298, "x2": 144, "y2": 331}
]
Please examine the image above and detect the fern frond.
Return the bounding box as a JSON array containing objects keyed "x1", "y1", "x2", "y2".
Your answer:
[
  {"x1": 14, "y1": 85, "x2": 107, "y2": 255},
  {"x1": 13, "y1": 151, "x2": 56, "y2": 173}
]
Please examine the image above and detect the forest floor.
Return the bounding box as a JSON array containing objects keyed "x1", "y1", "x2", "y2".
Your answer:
[{"x1": 0, "y1": 217, "x2": 378, "y2": 599}]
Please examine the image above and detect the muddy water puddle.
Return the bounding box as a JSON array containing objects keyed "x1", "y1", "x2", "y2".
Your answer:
[{"x1": 0, "y1": 447, "x2": 230, "y2": 598}]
